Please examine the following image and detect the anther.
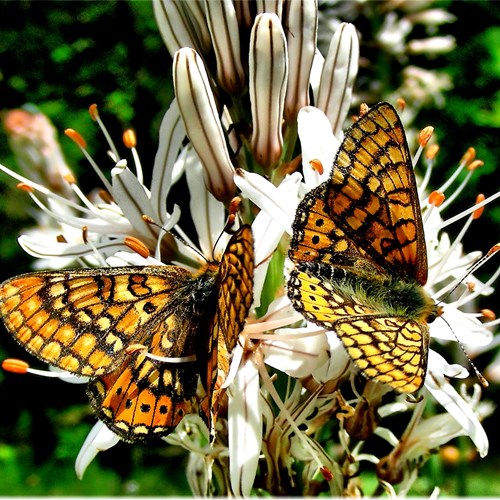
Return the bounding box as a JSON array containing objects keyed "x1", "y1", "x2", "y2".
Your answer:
[
  {"x1": 16, "y1": 182, "x2": 35, "y2": 193},
  {"x1": 125, "y1": 344, "x2": 147, "y2": 355},
  {"x1": 88, "y1": 103, "x2": 99, "y2": 121},
  {"x1": 63, "y1": 173, "x2": 77, "y2": 184},
  {"x1": 487, "y1": 243, "x2": 500, "y2": 256},
  {"x1": 56, "y1": 234, "x2": 68, "y2": 243},
  {"x1": 468, "y1": 159, "x2": 484, "y2": 172},
  {"x1": 2, "y1": 358, "x2": 29, "y2": 374},
  {"x1": 428, "y1": 190, "x2": 445, "y2": 207},
  {"x1": 320, "y1": 466, "x2": 333, "y2": 481},
  {"x1": 359, "y1": 103, "x2": 369, "y2": 117},
  {"x1": 466, "y1": 282, "x2": 476, "y2": 292},
  {"x1": 460, "y1": 147, "x2": 475, "y2": 166},
  {"x1": 396, "y1": 98, "x2": 406, "y2": 111},
  {"x1": 481, "y1": 309, "x2": 496, "y2": 320},
  {"x1": 82, "y1": 226, "x2": 89, "y2": 244},
  {"x1": 473, "y1": 194, "x2": 486, "y2": 220},
  {"x1": 310, "y1": 159, "x2": 324, "y2": 175},
  {"x1": 425, "y1": 144, "x2": 440, "y2": 160},
  {"x1": 123, "y1": 129, "x2": 137, "y2": 149},
  {"x1": 65, "y1": 128, "x2": 87, "y2": 148},
  {"x1": 419, "y1": 126, "x2": 434, "y2": 147},
  {"x1": 98, "y1": 189, "x2": 114, "y2": 204},
  {"x1": 124, "y1": 236, "x2": 150, "y2": 259}
]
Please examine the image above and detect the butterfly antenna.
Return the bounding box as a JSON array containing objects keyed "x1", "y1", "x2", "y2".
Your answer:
[
  {"x1": 438, "y1": 314, "x2": 489, "y2": 389},
  {"x1": 436, "y1": 243, "x2": 500, "y2": 305},
  {"x1": 142, "y1": 215, "x2": 208, "y2": 263}
]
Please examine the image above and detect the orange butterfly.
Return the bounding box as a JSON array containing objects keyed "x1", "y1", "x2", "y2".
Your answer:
[
  {"x1": 288, "y1": 102, "x2": 438, "y2": 393},
  {"x1": 0, "y1": 225, "x2": 254, "y2": 441}
]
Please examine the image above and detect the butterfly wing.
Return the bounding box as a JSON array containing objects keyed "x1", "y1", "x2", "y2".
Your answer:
[
  {"x1": 200, "y1": 225, "x2": 254, "y2": 429},
  {"x1": 0, "y1": 265, "x2": 195, "y2": 376},
  {"x1": 290, "y1": 102, "x2": 427, "y2": 285},
  {"x1": 87, "y1": 315, "x2": 199, "y2": 441},
  {"x1": 288, "y1": 265, "x2": 428, "y2": 393}
]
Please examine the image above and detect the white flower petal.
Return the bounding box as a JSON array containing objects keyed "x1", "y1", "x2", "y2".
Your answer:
[
  {"x1": 228, "y1": 356, "x2": 262, "y2": 497},
  {"x1": 426, "y1": 351, "x2": 489, "y2": 457},
  {"x1": 298, "y1": 106, "x2": 340, "y2": 188},
  {"x1": 75, "y1": 421, "x2": 120, "y2": 479}
]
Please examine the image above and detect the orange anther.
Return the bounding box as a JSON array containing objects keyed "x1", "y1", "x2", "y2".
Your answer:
[
  {"x1": 142, "y1": 214, "x2": 156, "y2": 225},
  {"x1": 228, "y1": 196, "x2": 242, "y2": 217},
  {"x1": 396, "y1": 98, "x2": 406, "y2": 111},
  {"x1": 481, "y1": 309, "x2": 496, "y2": 320},
  {"x1": 56, "y1": 234, "x2": 68, "y2": 243},
  {"x1": 468, "y1": 159, "x2": 484, "y2": 171},
  {"x1": 63, "y1": 173, "x2": 77, "y2": 184},
  {"x1": 310, "y1": 159, "x2": 324, "y2": 175},
  {"x1": 16, "y1": 182, "x2": 35, "y2": 193},
  {"x1": 419, "y1": 126, "x2": 434, "y2": 147},
  {"x1": 82, "y1": 226, "x2": 89, "y2": 244},
  {"x1": 425, "y1": 144, "x2": 440, "y2": 160},
  {"x1": 466, "y1": 282, "x2": 476, "y2": 292},
  {"x1": 124, "y1": 236, "x2": 150, "y2": 259},
  {"x1": 65, "y1": 129, "x2": 87, "y2": 148},
  {"x1": 125, "y1": 344, "x2": 147, "y2": 355},
  {"x1": 89, "y1": 104, "x2": 99, "y2": 121},
  {"x1": 428, "y1": 190, "x2": 445, "y2": 207},
  {"x1": 487, "y1": 243, "x2": 500, "y2": 256},
  {"x1": 2, "y1": 358, "x2": 29, "y2": 374},
  {"x1": 122, "y1": 129, "x2": 137, "y2": 149},
  {"x1": 473, "y1": 194, "x2": 485, "y2": 219},
  {"x1": 460, "y1": 147, "x2": 475, "y2": 166}
]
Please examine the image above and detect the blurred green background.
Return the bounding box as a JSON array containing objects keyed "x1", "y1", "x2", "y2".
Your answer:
[{"x1": 0, "y1": 0, "x2": 499, "y2": 496}]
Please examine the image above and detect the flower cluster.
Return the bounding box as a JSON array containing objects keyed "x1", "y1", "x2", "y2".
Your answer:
[{"x1": 1, "y1": 1, "x2": 499, "y2": 496}]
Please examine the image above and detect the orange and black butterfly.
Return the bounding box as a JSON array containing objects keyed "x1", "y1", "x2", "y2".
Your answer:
[
  {"x1": 288, "y1": 102, "x2": 439, "y2": 393},
  {"x1": 0, "y1": 225, "x2": 254, "y2": 441}
]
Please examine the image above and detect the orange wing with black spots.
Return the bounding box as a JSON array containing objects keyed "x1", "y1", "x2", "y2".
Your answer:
[
  {"x1": 288, "y1": 103, "x2": 436, "y2": 393},
  {"x1": 0, "y1": 225, "x2": 254, "y2": 441}
]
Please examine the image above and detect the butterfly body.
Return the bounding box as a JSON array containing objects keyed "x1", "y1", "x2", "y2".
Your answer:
[
  {"x1": 288, "y1": 102, "x2": 436, "y2": 393},
  {"x1": 0, "y1": 225, "x2": 254, "y2": 441}
]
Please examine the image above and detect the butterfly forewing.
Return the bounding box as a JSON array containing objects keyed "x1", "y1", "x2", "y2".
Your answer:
[{"x1": 0, "y1": 266, "x2": 194, "y2": 376}]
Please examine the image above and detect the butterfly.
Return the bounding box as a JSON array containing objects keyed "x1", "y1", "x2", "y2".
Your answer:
[
  {"x1": 0, "y1": 224, "x2": 254, "y2": 441},
  {"x1": 287, "y1": 102, "x2": 439, "y2": 393}
]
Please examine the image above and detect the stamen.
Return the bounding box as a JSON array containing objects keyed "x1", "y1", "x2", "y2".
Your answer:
[
  {"x1": 88, "y1": 104, "x2": 120, "y2": 161},
  {"x1": 65, "y1": 128, "x2": 114, "y2": 193},
  {"x1": 473, "y1": 194, "x2": 486, "y2": 219},
  {"x1": 81, "y1": 226, "x2": 108, "y2": 267},
  {"x1": 423, "y1": 190, "x2": 445, "y2": 224},
  {"x1": 123, "y1": 129, "x2": 144, "y2": 185},
  {"x1": 460, "y1": 147, "x2": 475, "y2": 166},
  {"x1": 17, "y1": 182, "x2": 35, "y2": 193},
  {"x1": 56, "y1": 234, "x2": 68, "y2": 243},
  {"x1": 468, "y1": 159, "x2": 483, "y2": 171},
  {"x1": 124, "y1": 236, "x2": 150, "y2": 259},
  {"x1": 481, "y1": 309, "x2": 496, "y2": 320},
  {"x1": 2, "y1": 358, "x2": 81, "y2": 380},
  {"x1": 439, "y1": 191, "x2": 500, "y2": 229},
  {"x1": 396, "y1": 98, "x2": 406, "y2": 111},
  {"x1": 419, "y1": 126, "x2": 434, "y2": 147},
  {"x1": 418, "y1": 147, "x2": 438, "y2": 194},
  {"x1": 310, "y1": 159, "x2": 324, "y2": 175},
  {"x1": 439, "y1": 169, "x2": 474, "y2": 211}
]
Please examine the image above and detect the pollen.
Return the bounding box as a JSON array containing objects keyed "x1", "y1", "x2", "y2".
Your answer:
[
  {"x1": 123, "y1": 129, "x2": 137, "y2": 149},
  {"x1": 428, "y1": 190, "x2": 445, "y2": 207},
  {"x1": 473, "y1": 194, "x2": 485, "y2": 219},
  {"x1": 124, "y1": 236, "x2": 150, "y2": 258},
  {"x1": 310, "y1": 159, "x2": 324, "y2": 175}
]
